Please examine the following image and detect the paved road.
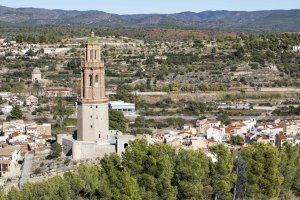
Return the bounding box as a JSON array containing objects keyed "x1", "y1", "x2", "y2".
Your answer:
[
  {"x1": 144, "y1": 115, "x2": 300, "y2": 121},
  {"x1": 19, "y1": 152, "x2": 33, "y2": 188}
]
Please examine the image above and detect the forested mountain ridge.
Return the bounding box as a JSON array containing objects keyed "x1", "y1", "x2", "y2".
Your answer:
[{"x1": 0, "y1": 5, "x2": 300, "y2": 33}]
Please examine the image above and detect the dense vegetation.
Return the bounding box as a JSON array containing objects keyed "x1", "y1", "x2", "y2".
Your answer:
[
  {"x1": 15, "y1": 33, "x2": 62, "y2": 44},
  {"x1": 1, "y1": 140, "x2": 299, "y2": 200},
  {"x1": 239, "y1": 33, "x2": 300, "y2": 79},
  {"x1": 272, "y1": 106, "x2": 300, "y2": 116}
]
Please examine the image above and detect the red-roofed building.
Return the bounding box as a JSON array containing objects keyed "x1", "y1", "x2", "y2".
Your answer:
[{"x1": 276, "y1": 132, "x2": 287, "y2": 148}]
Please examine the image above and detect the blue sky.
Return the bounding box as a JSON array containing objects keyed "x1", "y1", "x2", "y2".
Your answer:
[{"x1": 1, "y1": 0, "x2": 299, "y2": 14}]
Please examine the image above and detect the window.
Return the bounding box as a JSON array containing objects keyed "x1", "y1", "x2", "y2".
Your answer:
[
  {"x1": 90, "y1": 106, "x2": 92, "y2": 108},
  {"x1": 90, "y1": 116, "x2": 93, "y2": 118},
  {"x1": 95, "y1": 75, "x2": 99, "y2": 83},
  {"x1": 96, "y1": 106, "x2": 98, "y2": 108},
  {"x1": 90, "y1": 50, "x2": 93, "y2": 60},
  {"x1": 99, "y1": 134, "x2": 101, "y2": 138},
  {"x1": 90, "y1": 125, "x2": 93, "y2": 128},
  {"x1": 89, "y1": 75, "x2": 93, "y2": 86},
  {"x1": 94, "y1": 50, "x2": 97, "y2": 60}
]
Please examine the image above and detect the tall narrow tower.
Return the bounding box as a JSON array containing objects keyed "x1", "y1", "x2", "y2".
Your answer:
[{"x1": 77, "y1": 32, "x2": 109, "y2": 141}]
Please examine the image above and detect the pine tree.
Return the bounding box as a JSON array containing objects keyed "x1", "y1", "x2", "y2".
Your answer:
[
  {"x1": 10, "y1": 105, "x2": 23, "y2": 120},
  {"x1": 210, "y1": 144, "x2": 236, "y2": 200},
  {"x1": 240, "y1": 143, "x2": 283, "y2": 199}
]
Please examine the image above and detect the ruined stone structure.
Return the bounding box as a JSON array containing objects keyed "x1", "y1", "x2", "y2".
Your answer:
[{"x1": 59, "y1": 33, "x2": 134, "y2": 160}]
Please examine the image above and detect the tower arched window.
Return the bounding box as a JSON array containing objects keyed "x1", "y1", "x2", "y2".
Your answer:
[
  {"x1": 89, "y1": 74, "x2": 93, "y2": 86},
  {"x1": 94, "y1": 50, "x2": 97, "y2": 60},
  {"x1": 90, "y1": 50, "x2": 93, "y2": 60},
  {"x1": 95, "y1": 74, "x2": 99, "y2": 83}
]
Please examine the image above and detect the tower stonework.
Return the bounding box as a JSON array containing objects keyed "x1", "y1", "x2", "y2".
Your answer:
[
  {"x1": 60, "y1": 33, "x2": 135, "y2": 160},
  {"x1": 77, "y1": 32, "x2": 109, "y2": 141}
]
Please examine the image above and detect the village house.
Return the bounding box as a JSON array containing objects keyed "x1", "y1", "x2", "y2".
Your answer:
[
  {"x1": 32, "y1": 67, "x2": 42, "y2": 82},
  {"x1": 292, "y1": 46, "x2": 300, "y2": 52},
  {"x1": 275, "y1": 132, "x2": 287, "y2": 148},
  {"x1": 0, "y1": 146, "x2": 21, "y2": 177},
  {"x1": 179, "y1": 126, "x2": 197, "y2": 137},
  {"x1": 206, "y1": 126, "x2": 226, "y2": 143},
  {"x1": 168, "y1": 138, "x2": 182, "y2": 149},
  {"x1": 33, "y1": 134, "x2": 55, "y2": 145},
  {"x1": 109, "y1": 101, "x2": 136, "y2": 115},
  {"x1": 163, "y1": 130, "x2": 182, "y2": 143},
  {"x1": 8, "y1": 132, "x2": 31, "y2": 145},
  {"x1": 0, "y1": 104, "x2": 13, "y2": 114},
  {"x1": 230, "y1": 121, "x2": 248, "y2": 134},
  {"x1": 0, "y1": 134, "x2": 8, "y2": 144},
  {"x1": 26, "y1": 123, "x2": 51, "y2": 136},
  {"x1": 10, "y1": 95, "x2": 23, "y2": 106},
  {"x1": 2, "y1": 120, "x2": 26, "y2": 136},
  {"x1": 278, "y1": 120, "x2": 299, "y2": 136},
  {"x1": 196, "y1": 118, "x2": 221, "y2": 134},
  {"x1": 256, "y1": 135, "x2": 272, "y2": 144},
  {"x1": 0, "y1": 92, "x2": 12, "y2": 101},
  {"x1": 45, "y1": 87, "x2": 73, "y2": 97},
  {"x1": 43, "y1": 47, "x2": 70, "y2": 55},
  {"x1": 189, "y1": 137, "x2": 210, "y2": 150},
  {"x1": 26, "y1": 95, "x2": 38, "y2": 106},
  {"x1": 254, "y1": 122, "x2": 284, "y2": 136}
]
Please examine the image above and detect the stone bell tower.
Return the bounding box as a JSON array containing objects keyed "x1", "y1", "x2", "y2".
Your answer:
[{"x1": 77, "y1": 32, "x2": 109, "y2": 141}]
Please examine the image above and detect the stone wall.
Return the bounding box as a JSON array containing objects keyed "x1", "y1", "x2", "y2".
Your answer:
[{"x1": 72, "y1": 140, "x2": 115, "y2": 160}]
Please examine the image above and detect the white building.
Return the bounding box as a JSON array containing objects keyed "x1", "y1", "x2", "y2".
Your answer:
[
  {"x1": 292, "y1": 46, "x2": 300, "y2": 52},
  {"x1": 44, "y1": 48, "x2": 70, "y2": 55},
  {"x1": 0, "y1": 92, "x2": 12, "y2": 101},
  {"x1": 109, "y1": 101, "x2": 136, "y2": 115},
  {"x1": 26, "y1": 123, "x2": 51, "y2": 136},
  {"x1": 0, "y1": 104, "x2": 13, "y2": 114},
  {"x1": 206, "y1": 126, "x2": 227, "y2": 143},
  {"x1": 196, "y1": 119, "x2": 221, "y2": 134},
  {"x1": 0, "y1": 146, "x2": 21, "y2": 177},
  {"x1": 2, "y1": 120, "x2": 26, "y2": 136},
  {"x1": 32, "y1": 67, "x2": 42, "y2": 82}
]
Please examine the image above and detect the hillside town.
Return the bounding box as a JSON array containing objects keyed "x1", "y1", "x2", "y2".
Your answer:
[{"x1": 0, "y1": 18, "x2": 299, "y2": 199}]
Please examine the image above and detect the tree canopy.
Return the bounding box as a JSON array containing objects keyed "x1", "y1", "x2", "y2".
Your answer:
[{"x1": 2, "y1": 141, "x2": 300, "y2": 200}]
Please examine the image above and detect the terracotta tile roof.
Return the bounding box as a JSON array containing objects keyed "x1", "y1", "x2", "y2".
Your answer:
[
  {"x1": 0, "y1": 146, "x2": 20, "y2": 156},
  {"x1": 277, "y1": 132, "x2": 287, "y2": 140},
  {"x1": 207, "y1": 138, "x2": 216, "y2": 143},
  {"x1": 225, "y1": 126, "x2": 235, "y2": 135},
  {"x1": 11, "y1": 132, "x2": 19, "y2": 137},
  {"x1": 0, "y1": 160, "x2": 12, "y2": 165},
  {"x1": 231, "y1": 121, "x2": 246, "y2": 127},
  {"x1": 274, "y1": 124, "x2": 284, "y2": 129},
  {"x1": 212, "y1": 126, "x2": 223, "y2": 131},
  {"x1": 37, "y1": 134, "x2": 53, "y2": 139}
]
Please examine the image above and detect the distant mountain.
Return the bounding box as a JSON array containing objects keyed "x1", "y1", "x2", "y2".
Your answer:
[{"x1": 0, "y1": 5, "x2": 300, "y2": 33}]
